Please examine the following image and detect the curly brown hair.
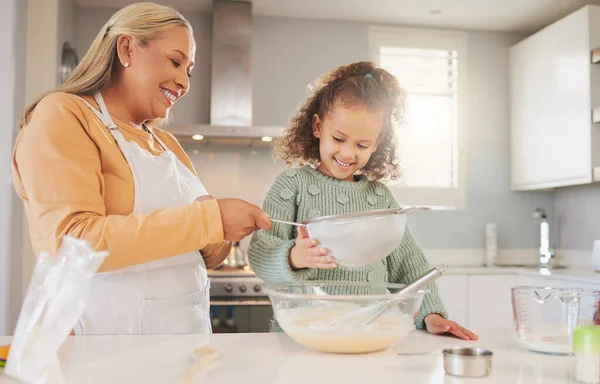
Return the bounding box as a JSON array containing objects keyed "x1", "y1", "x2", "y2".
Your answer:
[{"x1": 275, "y1": 61, "x2": 405, "y2": 181}]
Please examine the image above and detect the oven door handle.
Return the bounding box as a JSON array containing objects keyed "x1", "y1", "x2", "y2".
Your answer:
[{"x1": 210, "y1": 299, "x2": 271, "y2": 306}]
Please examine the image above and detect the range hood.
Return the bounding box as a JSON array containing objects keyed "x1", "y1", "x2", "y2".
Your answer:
[{"x1": 169, "y1": 0, "x2": 284, "y2": 144}]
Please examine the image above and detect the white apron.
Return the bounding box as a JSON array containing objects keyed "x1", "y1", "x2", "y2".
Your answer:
[{"x1": 72, "y1": 93, "x2": 211, "y2": 335}]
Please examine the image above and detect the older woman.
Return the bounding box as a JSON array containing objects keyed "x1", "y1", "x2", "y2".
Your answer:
[{"x1": 11, "y1": 2, "x2": 271, "y2": 335}]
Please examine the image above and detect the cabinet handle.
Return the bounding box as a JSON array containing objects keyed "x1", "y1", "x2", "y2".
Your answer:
[
  {"x1": 593, "y1": 47, "x2": 600, "y2": 64},
  {"x1": 593, "y1": 106, "x2": 600, "y2": 124}
]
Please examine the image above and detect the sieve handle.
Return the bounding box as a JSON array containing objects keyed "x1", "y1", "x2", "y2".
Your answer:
[
  {"x1": 397, "y1": 266, "x2": 445, "y2": 294},
  {"x1": 396, "y1": 206, "x2": 432, "y2": 214},
  {"x1": 270, "y1": 218, "x2": 307, "y2": 228}
]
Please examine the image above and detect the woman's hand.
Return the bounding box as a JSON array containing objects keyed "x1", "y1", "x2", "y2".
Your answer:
[
  {"x1": 195, "y1": 195, "x2": 271, "y2": 242},
  {"x1": 216, "y1": 198, "x2": 272, "y2": 242},
  {"x1": 424, "y1": 314, "x2": 478, "y2": 340}
]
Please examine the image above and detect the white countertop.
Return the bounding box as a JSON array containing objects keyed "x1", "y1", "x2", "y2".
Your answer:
[
  {"x1": 207, "y1": 264, "x2": 600, "y2": 285},
  {"x1": 0, "y1": 329, "x2": 578, "y2": 383},
  {"x1": 437, "y1": 264, "x2": 600, "y2": 284}
]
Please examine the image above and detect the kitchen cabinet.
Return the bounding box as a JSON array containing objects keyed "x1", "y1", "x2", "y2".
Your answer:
[
  {"x1": 435, "y1": 275, "x2": 468, "y2": 326},
  {"x1": 467, "y1": 274, "x2": 517, "y2": 329},
  {"x1": 437, "y1": 270, "x2": 600, "y2": 331},
  {"x1": 436, "y1": 274, "x2": 517, "y2": 329},
  {"x1": 509, "y1": 5, "x2": 600, "y2": 191}
]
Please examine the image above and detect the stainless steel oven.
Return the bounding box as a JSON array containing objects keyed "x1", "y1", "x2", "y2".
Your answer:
[{"x1": 208, "y1": 267, "x2": 273, "y2": 333}]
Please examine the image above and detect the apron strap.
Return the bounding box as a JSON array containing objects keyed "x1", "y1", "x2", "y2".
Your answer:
[
  {"x1": 143, "y1": 124, "x2": 169, "y2": 152},
  {"x1": 77, "y1": 93, "x2": 169, "y2": 152},
  {"x1": 73, "y1": 95, "x2": 111, "y2": 128},
  {"x1": 93, "y1": 93, "x2": 119, "y2": 129},
  {"x1": 74, "y1": 94, "x2": 122, "y2": 149}
]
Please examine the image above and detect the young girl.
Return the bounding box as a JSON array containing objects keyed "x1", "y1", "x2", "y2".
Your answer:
[{"x1": 248, "y1": 61, "x2": 477, "y2": 340}]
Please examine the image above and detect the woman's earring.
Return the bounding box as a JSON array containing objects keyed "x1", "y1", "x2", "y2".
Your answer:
[{"x1": 123, "y1": 62, "x2": 129, "y2": 68}]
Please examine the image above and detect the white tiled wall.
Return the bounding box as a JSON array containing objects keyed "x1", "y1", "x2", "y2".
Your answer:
[{"x1": 184, "y1": 144, "x2": 288, "y2": 251}]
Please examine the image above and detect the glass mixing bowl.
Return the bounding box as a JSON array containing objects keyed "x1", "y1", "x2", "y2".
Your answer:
[
  {"x1": 264, "y1": 281, "x2": 427, "y2": 354},
  {"x1": 511, "y1": 286, "x2": 600, "y2": 355}
]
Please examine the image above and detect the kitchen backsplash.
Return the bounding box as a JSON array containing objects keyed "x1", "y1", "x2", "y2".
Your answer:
[
  {"x1": 184, "y1": 144, "x2": 286, "y2": 251},
  {"x1": 555, "y1": 183, "x2": 600, "y2": 252},
  {"x1": 185, "y1": 145, "x2": 286, "y2": 206}
]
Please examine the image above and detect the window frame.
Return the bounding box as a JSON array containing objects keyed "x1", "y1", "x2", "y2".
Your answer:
[{"x1": 369, "y1": 26, "x2": 468, "y2": 210}]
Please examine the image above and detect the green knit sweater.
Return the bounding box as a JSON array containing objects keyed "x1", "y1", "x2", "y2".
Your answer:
[{"x1": 248, "y1": 165, "x2": 447, "y2": 329}]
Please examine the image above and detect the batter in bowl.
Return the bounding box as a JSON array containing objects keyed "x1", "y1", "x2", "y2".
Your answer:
[{"x1": 277, "y1": 307, "x2": 415, "y2": 354}]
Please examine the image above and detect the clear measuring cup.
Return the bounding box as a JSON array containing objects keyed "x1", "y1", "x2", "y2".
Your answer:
[{"x1": 511, "y1": 286, "x2": 600, "y2": 355}]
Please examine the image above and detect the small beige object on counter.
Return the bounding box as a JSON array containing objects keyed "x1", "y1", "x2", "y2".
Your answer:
[{"x1": 177, "y1": 347, "x2": 220, "y2": 383}]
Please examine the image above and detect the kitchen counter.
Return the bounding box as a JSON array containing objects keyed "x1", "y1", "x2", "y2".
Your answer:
[
  {"x1": 438, "y1": 265, "x2": 600, "y2": 285},
  {"x1": 0, "y1": 329, "x2": 577, "y2": 383},
  {"x1": 207, "y1": 263, "x2": 600, "y2": 285}
]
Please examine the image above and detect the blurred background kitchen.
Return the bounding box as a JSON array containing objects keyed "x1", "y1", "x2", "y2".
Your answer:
[{"x1": 1, "y1": 0, "x2": 600, "y2": 335}]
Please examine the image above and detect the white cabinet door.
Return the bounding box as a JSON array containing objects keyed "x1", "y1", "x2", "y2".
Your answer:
[
  {"x1": 436, "y1": 275, "x2": 468, "y2": 327},
  {"x1": 510, "y1": 6, "x2": 596, "y2": 190},
  {"x1": 467, "y1": 274, "x2": 517, "y2": 330}
]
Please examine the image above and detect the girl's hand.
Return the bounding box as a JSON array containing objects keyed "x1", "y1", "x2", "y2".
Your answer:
[
  {"x1": 424, "y1": 314, "x2": 478, "y2": 340},
  {"x1": 289, "y1": 227, "x2": 336, "y2": 270}
]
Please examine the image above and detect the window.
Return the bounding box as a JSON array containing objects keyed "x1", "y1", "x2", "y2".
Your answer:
[{"x1": 369, "y1": 27, "x2": 468, "y2": 209}]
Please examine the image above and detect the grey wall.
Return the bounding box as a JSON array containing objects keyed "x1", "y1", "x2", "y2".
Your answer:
[
  {"x1": 413, "y1": 31, "x2": 555, "y2": 250},
  {"x1": 555, "y1": 184, "x2": 600, "y2": 250},
  {"x1": 12, "y1": 0, "x2": 78, "y2": 335},
  {"x1": 57, "y1": 0, "x2": 77, "y2": 84},
  {"x1": 9, "y1": 0, "x2": 28, "y2": 335},
  {"x1": 1, "y1": 0, "x2": 28, "y2": 335},
  {"x1": 75, "y1": 8, "x2": 555, "y2": 251}
]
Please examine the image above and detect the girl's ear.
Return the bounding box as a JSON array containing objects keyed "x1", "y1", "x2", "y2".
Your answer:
[{"x1": 312, "y1": 114, "x2": 322, "y2": 138}]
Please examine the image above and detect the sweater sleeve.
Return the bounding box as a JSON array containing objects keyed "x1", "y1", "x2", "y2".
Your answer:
[
  {"x1": 384, "y1": 190, "x2": 447, "y2": 329},
  {"x1": 12, "y1": 93, "x2": 224, "y2": 272},
  {"x1": 202, "y1": 241, "x2": 232, "y2": 269},
  {"x1": 248, "y1": 171, "x2": 317, "y2": 283}
]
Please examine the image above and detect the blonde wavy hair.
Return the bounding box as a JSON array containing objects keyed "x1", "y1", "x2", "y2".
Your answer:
[{"x1": 19, "y1": 2, "x2": 192, "y2": 129}]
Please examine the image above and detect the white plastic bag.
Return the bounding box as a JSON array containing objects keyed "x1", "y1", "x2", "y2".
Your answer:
[{"x1": 5, "y1": 236, "x2": 108, "y2": 384}]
